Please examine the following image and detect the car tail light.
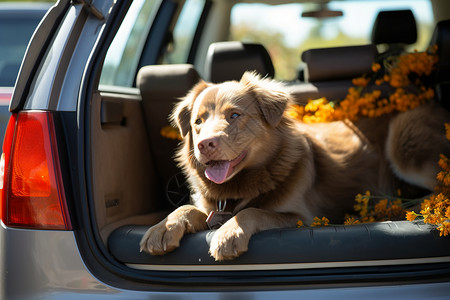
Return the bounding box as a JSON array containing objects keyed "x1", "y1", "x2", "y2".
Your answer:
[{"x1": 0, "y1": 111, "x2": 72, "y2": 230}]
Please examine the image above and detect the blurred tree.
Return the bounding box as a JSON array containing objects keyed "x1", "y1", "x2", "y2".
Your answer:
[
  {"x1": 231, "y1": 23, "x2": 366, "y2": 81},
  {"x1": 231, "y1": 24, "x2": 301, "y2": 80}
]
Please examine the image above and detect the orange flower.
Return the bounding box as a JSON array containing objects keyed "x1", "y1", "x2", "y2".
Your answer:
[
  {"x1": 310, "y1": 217, "x2": 330, "y2": 227},
  {"x1": 372, "y1": 63, "x2": 381, "y2": 72},
  {"x1": 344, "y1": 216, "x2": 360, "y2": 225},
  {"x1": 437, "y1": 171, "x2": 450, "y2": 186},
  {"x1": 352, "y1": 77, "x2": 370, "y2": 87},
  {"x1": 160, "y1": 125, "x2": 182, "y2": 140},
  {"x1": 437, "y1": 222, "x2": 450, "y2": 237},
  {"x1": 406, "y1": 211, "x2": 418, "y2": 221}
]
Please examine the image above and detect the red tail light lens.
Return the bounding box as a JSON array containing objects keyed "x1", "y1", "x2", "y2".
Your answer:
[{"x1": 0, "y1": 111, "x2": 71, "y2": 230}]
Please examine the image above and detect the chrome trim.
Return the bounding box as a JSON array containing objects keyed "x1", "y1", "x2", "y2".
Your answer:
[{"x1": 126, "y1": 256, "x2": 450, "y2": 272}]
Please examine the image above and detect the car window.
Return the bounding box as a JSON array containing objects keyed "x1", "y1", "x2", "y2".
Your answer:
[
  {"x1": 100, "y1": 0, "x2": 205, "y2": 88},
  {"x1": 100, "y1": 0, "x2": 160, "y2": 87},
  {"x1": 230, "y1": 0, "x2": 433, "y2": 80},
  {"x1": 161, "y1": 0, "x2": 205, "y2": 64},
  {"x1": 0, "y1": 14, "x2": 44, "y2": 86}
]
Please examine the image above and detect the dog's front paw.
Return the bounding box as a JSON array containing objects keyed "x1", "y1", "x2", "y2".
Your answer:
[
  {"x1": 209, "y1": 218, "x2": 250, "y2": 261},
  {"x1": 140, "y1": 219, "x2": 185, "y2": 255}
]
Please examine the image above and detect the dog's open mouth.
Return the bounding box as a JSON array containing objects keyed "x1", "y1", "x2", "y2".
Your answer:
[{"x1": 204, "y1": 151, "x2": 247, "y2": 184}]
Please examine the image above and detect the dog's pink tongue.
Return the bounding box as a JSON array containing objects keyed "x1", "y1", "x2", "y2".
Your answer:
[{"x1": 205, "y1": 161, "x2": 231, "y2": 184}]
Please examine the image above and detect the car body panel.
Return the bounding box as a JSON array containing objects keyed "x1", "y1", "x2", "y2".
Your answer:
[
  {"x1": 23, "y1": 1, "x2": 113, "y2": 112},
  {"x1": 2, "y1": 223, "x2": 450, "y2": 299}
]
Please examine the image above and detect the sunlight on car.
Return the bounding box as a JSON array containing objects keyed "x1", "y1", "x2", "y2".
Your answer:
[{"x1": 231, "y1": 0, "x2": 433, "y2": 80}]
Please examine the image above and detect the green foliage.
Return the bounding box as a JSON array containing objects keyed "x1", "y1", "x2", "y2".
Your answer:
[
  {"x1": 231, "y1": 25, "x2": 295, "y2": 80},
  {"x1": 231, "y1": 21, "x2": 431, "y2": 81},
  {"x1": 231, "y1": 24, "x2": 301, "y2": 80},
  {"x1": 231, "y1": 23, "x2": 367, "y2": 81}
]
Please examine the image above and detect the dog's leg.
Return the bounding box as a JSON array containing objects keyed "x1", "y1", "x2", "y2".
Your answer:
[
  {"x1": 209, "y1": 208, "x2": 300, "y2": 261},
  {"x1": 140, "y1": 205, "x2": 208, "y2": 255}
]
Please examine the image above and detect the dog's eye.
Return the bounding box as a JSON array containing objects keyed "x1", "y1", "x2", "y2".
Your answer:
[
  {"x1": 195, "y1": 118, "x2": 202, "y2": 125},
  {"x1": 230, "y1": 113, "x2": 240, "y2": 119}
]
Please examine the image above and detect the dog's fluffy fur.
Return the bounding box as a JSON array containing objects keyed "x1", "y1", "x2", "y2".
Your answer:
[{"x1": 140, "y1": 72, "x2": 450, "y2": 261}]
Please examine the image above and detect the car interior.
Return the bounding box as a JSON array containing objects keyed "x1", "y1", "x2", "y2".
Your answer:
[{"x1": 86, "y1": 1, "x2": 450, "y2": 271}]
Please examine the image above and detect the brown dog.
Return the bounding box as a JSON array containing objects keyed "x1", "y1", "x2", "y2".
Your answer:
[{"x1": 140, "y1": 71, "x2": 450, "y2": 261}]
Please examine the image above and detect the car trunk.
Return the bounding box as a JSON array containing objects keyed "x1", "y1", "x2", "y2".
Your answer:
[
  {"x1": 81, "y1": 0, "x2": 450, "y2": 283},
  {"x1": 86, "y1": 65, "x2": 450, "y2": 281}
]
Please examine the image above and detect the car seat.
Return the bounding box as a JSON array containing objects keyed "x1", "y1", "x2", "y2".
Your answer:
[
  {"x1": 204, "y1": 41, "x2": 274, "y2": 83},
  {"x1": 429, "y1": 20, "x2": 450, "y2": 109},
  {"x1": 290, "y1": 44, "x2": 378, "y2": 103},
  {"x1": 136, "y1": 64, "x2": 201, "y2": 190},
  {"x1": 371, "y1": 9, "x2": 417, "y2": 59}
]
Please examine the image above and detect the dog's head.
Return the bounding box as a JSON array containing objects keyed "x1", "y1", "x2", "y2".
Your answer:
[{"x1": 171, "y1": 71, "x2": 292, "y2": 184}]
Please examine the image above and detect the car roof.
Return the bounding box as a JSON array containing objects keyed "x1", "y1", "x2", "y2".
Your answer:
[
  {"x1": 0, "y1": 2, "x2": 52, "y2": 10},
  {"x1": 0, "y1": 2, "x2": 51, "y2": 19}
]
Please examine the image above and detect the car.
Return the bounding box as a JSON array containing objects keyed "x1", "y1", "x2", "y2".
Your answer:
[
  {"x1": 0, "y1": 2, "x2": 51, "y2": 143},
  {"x1": 0, "y1": 0, "x2": 450, "y2": 298}
]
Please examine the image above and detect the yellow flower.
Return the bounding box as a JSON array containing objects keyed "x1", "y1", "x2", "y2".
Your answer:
[
  {"x1": 286, "y1": 104, "x2": 304, "y2": 120},
  {"x1": 375, "y1": 78, "x2": 384, "y2": 86},
  {"x1": 437, "y1": 222, "x2": 450, "y2": 237},
  {"x1": 352, "y1": 77, "x2": 370, "y2": 87},
  {"x1": 372, "y1": 63, "x2": 381, "y2": 72},
  {"x1": 290, "y1": 98, "x2": 336, "y2": 123},
  {"x1": 446, "y1": 207, "x2": 450, "y2": 219},
  {"x1": 406, "y1": 211, "x2": 418, "y2": 221},
  {"x1": 437, "y1": 171, "x2": 450, "y2": 186},
  {"x1": 292, "y1": 48, "x2": 438, "y2": 125},
  {"x1": 160, "y1": 125, "x2": 182, "y2": 140},
  {"x1": 360, "y1": 216, "x2": 376, "y2": 223},
  {"x1": 415, "y1": 193, "x2": 450, "y2": 231},
  {"x1": 344, "y1": 217, "x2": 360, "y2": 225},
  {"x1": 296, "y1": 220, "x2": 304, "y2": 228},
  {"x1": 310, "y1": 217, "x2": 330, "y2": 227},
  {"x1": 354, "y1": 191, "x2": 371, "y2": 217},
  {"x1": 387, "y1": 199, "x2": 405, "y2": 220},
  {"x1": 374, "y1": 199, "x2": 388, "y2": 214},
  {"x1": 439, "y1": 154, "x2": 450, "y2": 171}
]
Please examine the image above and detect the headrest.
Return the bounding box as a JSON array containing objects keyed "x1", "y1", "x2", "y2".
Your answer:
[
  {"x1": 301, "y1": 45, "x2": 378, "y2": 82},
  {"x1": 136, "y1": 64, "x2": 201, "y2": 100},
  {"x1": 371, "y1": 10, "x2": 417, "y2": 45},
  {"x1": 204, "y1": 41, "x2": 274, "y2": 83}
]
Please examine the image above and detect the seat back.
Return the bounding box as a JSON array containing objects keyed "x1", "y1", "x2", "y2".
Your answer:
[
  {"x1": 430, "y1": 19, "x2": 450, "y2": 109},
  {"x1": 302, "y1": 44, "x2": 377, "y2": 83},
  {"x1": 371, "y1": 9, "x2": 417, "y2": 58},
  {"x1": 290, "y1": 45, "x2": 378, "y2": 103},
  {"x1": 136, "y1": 64, "x2": 201, "y2": 187},
  {"x1": 204, "y1": 41, "x2": 274, "y2": 83}
]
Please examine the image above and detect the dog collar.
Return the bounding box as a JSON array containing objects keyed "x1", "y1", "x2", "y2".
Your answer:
[{"x1": 206, "y1": 200, "x2": 234, "y2": 230}]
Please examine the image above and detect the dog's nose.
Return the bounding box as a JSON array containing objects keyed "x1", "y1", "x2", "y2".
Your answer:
[{"x1": 198, "y1": 137, "x2": 219, "y2": 153}]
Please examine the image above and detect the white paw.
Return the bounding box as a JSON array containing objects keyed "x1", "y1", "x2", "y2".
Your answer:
[
  {"x1": 140, "y1": 220, "x2": 185, "y2": 255},
  {"x1": 209, "y1": 218, "x2": 250, "y2": 261}
]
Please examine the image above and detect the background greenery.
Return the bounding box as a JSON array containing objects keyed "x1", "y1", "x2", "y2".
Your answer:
[{"x1": 12, "y1": 0, "x2": 431, "y2": 83}]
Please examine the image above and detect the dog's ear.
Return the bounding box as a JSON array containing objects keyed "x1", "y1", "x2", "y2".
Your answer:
[
  {"x1": 240, "y1": 71, "x2": 291, "y2": 127},
  {"x1": 170, "y1": 80, "x2": 209, "y2": 137}
]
